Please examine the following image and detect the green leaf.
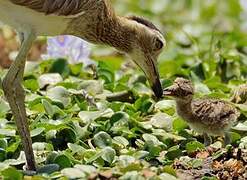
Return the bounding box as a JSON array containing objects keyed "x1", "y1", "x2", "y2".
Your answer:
[
  {"x1": 46, "y1": 152, "x2": 59, "y2": 164},
  {"x1": 68, "y1": 143, "x2": 85, "y2": 154},
  {"x1": 85, "y1": 150, "x2": 104, "y2": 164},
  {"x1": 42, "y1": 99, "x2": 55, "y2": 117},
  {"x1": 37, "y1": 164, "x2": 60, "y2": 174},
  {"x1": 155, "y1": 100, "x2": 175, "y2": 115},
  {"x1": 30, "y1": 127, "x2": 45, "y2": 137},
  {"x1": 24, "y1": 79, "x2": 39, "y2": 92},
  {"x1": 32, "y1": 142, "x2": 53, "y2": 152},
  {"x1": 118, "y1": 155, "x2": 135, "y2": 168},
  {"x1": 113, "y1": 136, "x2": 129, "y2": 148},
  {"x1": 79, "y1": 80, "x2": 104, "y2": 95},
  {"x1": 38, "y1": 73, "x2": 63, "y2": 89},
  {"x1": 54, "y1": 154, "x2": 72, "y2": 169},
  {"x1": 79, "y1": 109, "x2": 114, "y2": 124},
  {"x1": 74, "y1": 165, "x2": 97, "y2": 175},
  {"x1": 186, "y1": 141, "x2": 205, "y2": 154},
  {"x1": 232, "y1": 122, "x2": 247, "y2": 132},
  {"x1": 0, "y1": 129, "x2": 16, "y2": 137},
  {"x1": 173, "y1": 118, "x2": 188, "y2": 132},
  {"x1": 46, "y1": 86, "x2": 71, "y2": 107},
  {"x1": 0, "y1": 139, "x2": 7, "y2": 150},
  {"x1": 97, "y1": 69, "x2": 115, "y2": 84},
  {"x1": 151, "y1": 112, "x2": 173, "y2": 130},
  {"x1": 166, "y1": 146, "x2": 183, "y2": 160},
  {"x1": 93, "y1": 131, "x2": 112, "y2": 148},
  {"x1": 0, "y1": 148, "x2": 7, "y2": 162},
  {"x1": 61, "y1": 167, "x2": 86, "y2": 179},
  {"x1": 102, "y1": 147, "x2": 116, "y2": 164},
  {"x1": 0, "y1": 99, "x2": 10, "y2": 117},
  {"x1": 1, "y1": 167, "x2": 23, "y2": 180},
  {"x1": 143, "y1": 134, "x2": 162, "y2": 145}
]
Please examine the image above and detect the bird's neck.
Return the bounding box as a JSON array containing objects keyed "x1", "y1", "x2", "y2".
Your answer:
[
  {"x1": 65, "y1": 3, "x2": 135, "y2": 53},
  {"x1": 175, "y1": 98, "x2": 194, "y2": 122}
]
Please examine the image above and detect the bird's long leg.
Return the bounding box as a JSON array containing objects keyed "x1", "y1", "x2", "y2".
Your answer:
[
  {"x1": 224, "y1": 132, "x2": 231, "y2": 147},
  {"x1": 203, "y1": 133, "x2": 212, "y2": 146},
  {"x1": 2, "y1": 29, "x2": 36, "y2": 171}
]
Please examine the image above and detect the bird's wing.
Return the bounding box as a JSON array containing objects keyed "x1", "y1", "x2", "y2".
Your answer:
[
  {"x1": 192, "y1": 99, "x2": 238, "y2": 127},
  {"x1": 9, "y1": 0, "x2": 90, "y2": 16}
]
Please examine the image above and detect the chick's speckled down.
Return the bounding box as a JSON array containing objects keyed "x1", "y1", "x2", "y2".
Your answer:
[{"x1": 190, "y1": 99, "x2": 239, "y2": 135}]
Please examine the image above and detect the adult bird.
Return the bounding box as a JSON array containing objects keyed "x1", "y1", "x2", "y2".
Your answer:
[{"x1": 0, "y1": 0, "x2": 165, "y2": 171}]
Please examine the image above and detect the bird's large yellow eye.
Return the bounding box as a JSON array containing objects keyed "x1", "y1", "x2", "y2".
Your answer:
[{"x1": 154, "y1": 38, "x2": 164, "y2": 51}]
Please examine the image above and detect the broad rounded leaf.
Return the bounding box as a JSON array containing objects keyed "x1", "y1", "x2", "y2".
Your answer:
[
  {"x1": 102, "y1": 147, "x2": 116, "y2": 164},
  {"x1": 1, "y1": 167, "x2": 23, "y2": 180},
  {"x1": 46, "y1": 86, "x2": 71, "y2": 107},
  {"x1": 38, "y1": 73, "x2": 63, "y2": 89},
  {"x1": 61, "y1": 168, "x2": 86, "y2": 179},
  {"x1": 54, "y1": 154, "x2": 72, "y2": 169},
  {"x1": 30, "y1": 127, "x2": 45, "y2": 137},
  {"x1": 79, "y1": 80, "x2": 104, "y2": 95},
  {"x1": 79, "y1": 108, "x2": 114, "y2": 124},
  {"x1": 93, "y1": 131, "x2": 112, "y2": 148},
  {"x1": 186, "y1": 141, "x2": 205, "y2": 154},
  {"x1": 151, "y1": 112, "x2": 173, "y2": 130},
  {"x1": 113, "y1": 136, "x2": 129, "y2": 148},
  {"x1": 143, "y1": 134, "x2": 162, "y2": 145}
]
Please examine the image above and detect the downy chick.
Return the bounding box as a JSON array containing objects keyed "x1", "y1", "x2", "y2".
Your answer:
[{"x1": 163, "y1": 78, "x2": 239, "y2": 146}]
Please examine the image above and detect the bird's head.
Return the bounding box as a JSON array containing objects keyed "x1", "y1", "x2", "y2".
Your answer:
[
  {"x1": 124, "y1": 16, "x2": 166, "y2": 98},
  {"x1": 163, "y1": 78, "x2": 194, "y2": 101}
]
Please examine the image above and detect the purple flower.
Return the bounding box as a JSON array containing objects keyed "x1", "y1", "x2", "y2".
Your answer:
[
  {"x1": 240, "y1": 0, "x2": 247, "y2": 12},
  {"x1": 42, "y1": 35, "x2": 95, "y2": 65}
]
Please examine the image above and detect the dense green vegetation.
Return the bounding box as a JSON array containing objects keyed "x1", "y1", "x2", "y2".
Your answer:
[{"x1": 0, "y1": 0, "x2": 247, "y2": 179}]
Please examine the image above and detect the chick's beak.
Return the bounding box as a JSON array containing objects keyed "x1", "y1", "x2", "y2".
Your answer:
[{"x1": 163, "y1": 85, "x2": 176, "y2": 96}]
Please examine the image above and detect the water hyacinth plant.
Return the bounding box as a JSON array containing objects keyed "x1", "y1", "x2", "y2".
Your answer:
[{"x1": 42, "y1": 35, "x2": 95, "y2": 65}]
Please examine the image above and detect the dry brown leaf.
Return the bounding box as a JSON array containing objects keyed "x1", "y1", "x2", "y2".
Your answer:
[
  {"x1": 99, "y1": 170, "x2": 113, "y2": 179},
  {"x1": 196, "y1": 151, "x2": 210, "y2": 159},
  {"x1": 142, "y1": 169, "x2": 156, "y2": 178},
  {"x1": 88, "y1": 172, "x2": 98, "y2": 180},
  {"x1": 224, "y1": 158, "x2": 244, "y2": 175},
  {"x1": 212, "y1": 160, "x2": 223, "y2": 171}
]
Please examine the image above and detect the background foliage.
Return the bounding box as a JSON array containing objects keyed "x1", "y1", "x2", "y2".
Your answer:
[{"x1": 0, "y1": 0, "x2": 247, "y2": 179}]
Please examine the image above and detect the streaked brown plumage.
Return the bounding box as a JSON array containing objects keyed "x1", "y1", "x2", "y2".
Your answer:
[
  {"x1": 10, "y1": 0, "x2": 91, "y2": 15},
  {"x1": 163, "y1": 78, "x2": 239, "y2": 146},
  {"x1": 0, "y1": 0, "x2": 165, "y2": 170}
]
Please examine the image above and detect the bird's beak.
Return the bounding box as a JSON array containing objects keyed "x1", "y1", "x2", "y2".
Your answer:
[{"x1": 163, "y1": 85, "x2": 176, "y2": 96}]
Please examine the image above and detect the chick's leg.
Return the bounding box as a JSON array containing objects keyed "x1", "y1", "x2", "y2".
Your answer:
[
  {"x1": 224, "y1": 132, "x2": 231, "y2": 147},
  {"x1": 203, "y1": 133, "x2": 212, "y2": 146}
]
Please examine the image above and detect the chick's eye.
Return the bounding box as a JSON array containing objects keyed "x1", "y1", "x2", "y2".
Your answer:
[{"x1": 154, "y1": 38, "x2": 164, "y2": 51}]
